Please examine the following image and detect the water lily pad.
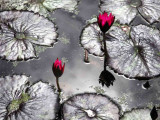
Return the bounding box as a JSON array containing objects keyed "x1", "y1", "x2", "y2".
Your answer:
[
  {"x1": 0, "y1": 75, "x2": 59, "y2": 120},
  {"x1": 80, "y1": 23, "x2": 104, "y2": 57},
  {"x1": 138, "y1": 0, "x2": 160, "y2": 23},
  {"x1": 62, "y1": 93, "x2": 120, "y2": 120},
  {"x1": 0, "y1": 0, "x2": 79, "y2": 17},
  {"x1": 120, "y1": 108, "x2": 152, "y2": 120},
  {"x1": 80, "y1": 23, "x2": 160, "y2": 79},
  {"x1": 100, "y1": 0, "x2": 137, "y2": 24},
  {"x1": 100, "y1": 0, "x2": 160, "y2": 24},
  {"x1": 107, "y1": 24, "x2": 160, "y2": 79},
  {"x1": 0, "y1": 0, "x2": 28, "y2": 10},
  {"x1": 0, "y1": 11, "x2": 57, "y2": 61}
]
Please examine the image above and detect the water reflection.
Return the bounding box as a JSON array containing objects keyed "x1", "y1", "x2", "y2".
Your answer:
[{"x1": 99, "y1": 70, "x2": 115, "y2": 87}]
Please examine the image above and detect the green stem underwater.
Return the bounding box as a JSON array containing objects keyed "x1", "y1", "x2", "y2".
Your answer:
[{"x1": 56, "y1": 77, "x2": 61, "y2": 93}]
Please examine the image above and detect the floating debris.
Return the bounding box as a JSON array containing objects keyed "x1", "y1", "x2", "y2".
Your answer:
[
  {"x1": 62, "y1": 93, "x2": 120, "y2": 120},
  {"x1": 59, "y1": 34, "x2": 70, "y2": 45},
  {"x1": 0, "y1": 11, "x2": 57, "y2": 61},
  {"x1": 90, "y1": 86, "x2": 106, "y2": 94},
  {"x1": 62, "y1": 57, "x2": 68, "y2": 63},
  {"x1": 0, "y1": 75, "x2": 59, "y2": 120},
  {"x1": 81, "y1": 23, "x2": 160, "y2": 79},
  {"x1": 115, "y1": 94, "x2": 129, "y2": 111},
  {"x1": 121, "y1": 108, "x2": 152, "y2": 120},
  {"x1": 86, "y1": 15, "x2": 98, "y2": 24},
  {"x1": 100, "y1": 0, "x2": 160, "y2": 24}
]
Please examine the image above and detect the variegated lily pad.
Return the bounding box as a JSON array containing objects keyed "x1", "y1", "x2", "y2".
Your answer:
[
  {"x1": 62, "y1": 93, "x2": 120, "y2": 120},
  {"x1": 80, "y1": 23, "x2": 160, "y2": 79},
  {"x1": 107, "y1": 24, "x2": 160, "y2": 79},
  {"x1": 0, "y1": 0, "x2": 79, "y2": 17},
  {"x1": 80, "y1": 23, "x2": 104, "y2": 57},
  {"x1": 0, "y1": 0, "x2": 28, "y2": 10},
  {"x1": 120, "y1": 108, "x2": 152, "y2": 120},
  {"x1": 0, "y1": 11, "x2": 57, "y2": 61},
  {"x1": 100, "y1": 0, "x2": 160, "y2": 24},
  {"x1": 0, "y1": 75, "x2": 59, "y2": 120}
]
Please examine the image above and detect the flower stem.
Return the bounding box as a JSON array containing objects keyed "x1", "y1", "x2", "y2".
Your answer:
[
  {"x1": 103, "y1": 32, "x2": 109, "y2": 70},
  {"x1": 84, "y1": 49, "x2": 90, "y2": 63},
  {"x1": 56, "y1": 77, "x2": 61, "y2": 93}
]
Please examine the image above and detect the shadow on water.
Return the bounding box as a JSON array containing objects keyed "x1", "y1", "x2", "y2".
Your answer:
[{"x1": 99, "y1": 70, "x2": 115, "y2": 87}]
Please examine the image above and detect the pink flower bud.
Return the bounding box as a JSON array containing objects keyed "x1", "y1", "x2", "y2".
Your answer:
[
  {"x1": 97, "y1": 11, "x2": 115, "y2": 33},
  {"x1": 52, "y1": 58, "x2": 65, "y2": 78}
]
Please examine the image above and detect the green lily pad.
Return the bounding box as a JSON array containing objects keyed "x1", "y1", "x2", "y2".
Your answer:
[
  {"x1": 0, "y1": 0, "x2": 79, "y2": 17},
  {"x1": 100, "y1": 0, "x2": 160, "y2": 24},
  {"x1": 0, "y1": 75, "x2": 59, "y2": 120},
  {"x1": 80, "y1": 23, "x2": 160, "y2": 79},
  {"x1": 0, "y1": 11, "x2": 57, "y2": 61},
  {"x1": 62, "y1": 93, "x2": 120, "y2": 120}
]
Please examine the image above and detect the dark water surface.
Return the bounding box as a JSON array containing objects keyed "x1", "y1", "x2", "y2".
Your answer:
[{"x1": 0, "y1": 0, "x2": 160, "y2": 112}]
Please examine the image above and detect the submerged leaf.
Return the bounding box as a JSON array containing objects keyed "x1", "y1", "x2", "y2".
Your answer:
[
  {"x1": 100, "y1": 0, "x2": 160, "y2": 24},
  {"x1": 121, "y1": 108, "x2": 152, "y2": 120},
  {"x1": 0, "y1": 11, "x2": 57, "y2": 61},
  {"x1": 81, "y1": 23, "x2": 160, "y2": 79},
  {"x1": 62, "y1": 93, "x2": 120, "y2": 120},
  {"x1": 0, "y1": 75, "x2": 59, "y2": 120}
]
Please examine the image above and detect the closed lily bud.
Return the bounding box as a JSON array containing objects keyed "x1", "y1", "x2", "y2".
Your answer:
[
  {"x1": 97, "y1": 11, "x2": 115, "y2": 33},
  {"x1": 53, "y1": 58, "x2": 65, "y2": 78}
]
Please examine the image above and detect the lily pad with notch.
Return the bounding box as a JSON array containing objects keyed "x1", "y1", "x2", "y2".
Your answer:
[
  {"x1": 100, "y1": 0, "x2": 160, "y2": 24},
  {"x1": 62, "y1": 93, "x2": 120, "y2": 120},
  {"x1": 80, "y1": 23, "x2": 104, "y2": 57},
  {"x1": 0, "y1": 11, "x2": 58, "y2": 61},
  {"x1": 106, "y1": 24, "x2": 160, "y2": 79},
  {"x1": 80, "y1": 22, "x2": 160, "y2": 79},
  {"x1": 0, "y1": 75, "x2": 59, "y2": 120}
]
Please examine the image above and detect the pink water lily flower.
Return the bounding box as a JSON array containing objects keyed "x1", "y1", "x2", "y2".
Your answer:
[
  {"x1": 98, "y1": 11, "x2": 115, "y2": 33},
  {"x1": 53, "y1": 58, "x2": 65, "y2": 78}
]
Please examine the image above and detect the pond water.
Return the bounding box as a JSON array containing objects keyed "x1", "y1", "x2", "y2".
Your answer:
[{"x1": 0, "y1": 0, "x2": 160, "y2": 119}]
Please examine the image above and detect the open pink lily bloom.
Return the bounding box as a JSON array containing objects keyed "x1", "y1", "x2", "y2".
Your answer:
[
  {"x1": 53, "y1": 58, "x2": 65, "y2": 78},
  {"x1": 98, "y1": 11, "x2": 115, "y2": 33}
]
